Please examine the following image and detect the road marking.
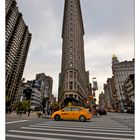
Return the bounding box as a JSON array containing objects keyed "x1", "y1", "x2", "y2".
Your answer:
[
  {"x1": 8, "y1": 130, "x2": 134, "y2": 140},
  {"x1": 29, "y1": 125, "x2": 134, "y2": 133},
  {"x1": 6, "y1": 134, "x2": 70, "y2": 140},
  {"x1": 20, "y1": 127, "x2": 134, "y2": 137},
  {"x1": 6, "y1": 120, "x2": 29, "y2": 124},
  {"x1": 35, "y1": 123, "x2": 132, "y2": 130},
  {"x1": 41, "y1": 121, "x2": 129, "y2": 128}
]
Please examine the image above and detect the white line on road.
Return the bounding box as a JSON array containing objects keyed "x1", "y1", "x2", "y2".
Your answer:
[
  {"x1": 6, "y1": 134, "x2": 70, "y2": 140},
  {"x1": 29, "y1": 125, "x2": 134, "y2": 133},
  {"x1": 35, "y1": 123, "x2": 132, "y2": 130},
  {"x1": 42, "y1": 122, "x2": 128, "y2": 128},
  {"x1": 40, "y1": 121, "x2": 129, "y2": 127},
  {"x1": 20, "y1": 127, "x2": 134, "y2": 137},
  {"x1": 8, "y1": 130, "x2": 134, "y2": 140},
  {"x1": 6, "y1": 120, "x2": 29, "y2": 124}
]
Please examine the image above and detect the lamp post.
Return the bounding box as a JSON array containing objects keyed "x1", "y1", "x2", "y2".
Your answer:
[{"x1": 92, "y1": 77, "x2": 98, "y2": 115}]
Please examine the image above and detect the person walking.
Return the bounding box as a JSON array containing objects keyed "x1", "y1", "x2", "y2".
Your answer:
[
  {"x1": 27, "y1": 108, "x2": 31, "y2": 117},
  {"x1": 47, "y1": 109, "x2": 50, "y2": 116},
  {"x1": 42, "y1": 108, "x2": 45, "y2": 117}
]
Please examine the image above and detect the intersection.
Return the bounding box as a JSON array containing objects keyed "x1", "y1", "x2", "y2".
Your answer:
[{"x1": 6, "y1": 112, "x2": 134, "y2": 140}]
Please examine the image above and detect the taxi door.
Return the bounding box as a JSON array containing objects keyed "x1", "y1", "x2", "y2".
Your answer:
[
  {"x1": 70, "y1": 107, "x2": 81, "y2": 120},
  {"x1": 60, "y1": 107, "x2": 72, "y2": 120}
]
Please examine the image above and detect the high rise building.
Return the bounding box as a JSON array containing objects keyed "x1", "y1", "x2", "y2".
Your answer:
[
  {"x1": 36, "y1": 73, "x2": 53, "y2": 98},
  {"x1": 103, "y1": 81, "x2": 114, "y2": 111},
  {"x1": 112, "y1": 55, "x2": 134, "y2": 112},
  {"x1": 6, "y1": 0, "x2": 32, "y2": 108},
  {"x1": 98, "y1": 92, "x2": 105, "y2": 109},
  {"x1": 36, "y1": 73, "x2": 53, "y2": 109},
  {"x1": 58, "y1": 0, "x2": 91, "y2": 107},
  {"x1": 103, "y1": 77, "x2": 115, "y2": 111}
]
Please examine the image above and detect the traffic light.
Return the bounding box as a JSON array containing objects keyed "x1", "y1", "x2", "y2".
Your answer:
[{"x1": 89, "y1": 95, "x2": 93, "y2": 99}]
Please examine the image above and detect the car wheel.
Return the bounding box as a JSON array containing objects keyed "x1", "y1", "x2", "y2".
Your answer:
[
  {"x1": 54, "y1": 115, "x2": 60, "y2": 121},
  {"x1": 79, "y1": 115, "x2": 86, "y2": 122}
]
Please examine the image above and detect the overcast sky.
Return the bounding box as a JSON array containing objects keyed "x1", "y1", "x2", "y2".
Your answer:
[{"x1": 16, "y1": 0, "x2": 134, "y2": 102}]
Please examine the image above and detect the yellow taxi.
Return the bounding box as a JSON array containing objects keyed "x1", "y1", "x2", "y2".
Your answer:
[{"x1": 51, "y1": 106, "x2": 92, "y2": 122}]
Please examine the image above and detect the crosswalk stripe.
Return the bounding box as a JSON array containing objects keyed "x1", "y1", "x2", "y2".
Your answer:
[
  {"x1": 20, "y1": 127, "x2": 134, "y2": 137},
  {"x1": 40, "y1": 120, "x2": 129, "y2": 127},
  {"x1": 29, "y1": 125, "x2": 134, "y2": 133},
  {"x1": 6, "y1": 120, "x2": 29, "y2": 124},
  {"x1": 42, "y1": 121, "x2": 128, "y2": 128},
  {"x1": 8, "y1": 130, "x2": 134, "y2": 140},
  {"x1": 6, "y1": 134, "x2": 70, "y2": 140},
  {"x1": 35, "y1": 123, "x2": 132, "y2": 130}
]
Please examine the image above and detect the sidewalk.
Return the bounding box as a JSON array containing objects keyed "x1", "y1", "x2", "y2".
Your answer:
[
  {"x1": 6, "y1": 112, "x2": 39, "y2": 119},
  {"x1": 6, "y1": 112, "x2": 52, "y2": 119}
]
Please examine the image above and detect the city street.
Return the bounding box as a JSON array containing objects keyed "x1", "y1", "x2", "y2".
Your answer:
[{"x1": 6, "y1": 112, "x2": 134, "y2": 140}]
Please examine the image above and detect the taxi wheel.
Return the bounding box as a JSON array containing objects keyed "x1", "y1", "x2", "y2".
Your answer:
[
  {"x1": 54, "y1": 115, "x2": 60, "y2": 121},
  {"x1": 79, "y1": 115, "x2": 86, "y2": 122}
]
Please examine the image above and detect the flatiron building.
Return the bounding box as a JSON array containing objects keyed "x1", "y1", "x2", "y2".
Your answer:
[
  {"x1": 6, "y1": 0, "x2": 32, "y2": 108},
  {"x1": 58, "y1": 0, "x2": 91, "y2": 107}
]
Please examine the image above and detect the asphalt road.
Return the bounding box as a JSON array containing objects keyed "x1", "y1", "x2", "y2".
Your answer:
[{"x1": 6, "y1": 112, "x2": 134, "y2": 140}]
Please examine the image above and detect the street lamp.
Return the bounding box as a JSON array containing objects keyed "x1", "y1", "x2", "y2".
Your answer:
[{"x1": 92, "y1": 77, "x2": 98, "y2": 115}]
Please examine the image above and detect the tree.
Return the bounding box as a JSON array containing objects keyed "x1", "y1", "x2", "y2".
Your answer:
[
  {"x1": 6, "y1": 96, "x2": 11, "y2": 113},
  {"x1": 21, "y1": 100, "x2": 30, "y2": 111},
  {"x1": 16, "y1": 100, "x2": 30, "y2": 113}
]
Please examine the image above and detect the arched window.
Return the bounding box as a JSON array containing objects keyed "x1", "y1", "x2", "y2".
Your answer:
[
  {"x1": 69, "y1": 62, "x2": 73, "y2": 68},
  {"x1": 69, "y1": 71, "x2": 73, "y2": 78}
]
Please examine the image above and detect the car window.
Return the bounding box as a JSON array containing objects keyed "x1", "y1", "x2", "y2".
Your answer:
[
  {"x1": 63, "y1": 107, "x2": 71, "y2": 111},
  {"x1": 71, "y1": 107, "x2": 82, "y2": 111}
]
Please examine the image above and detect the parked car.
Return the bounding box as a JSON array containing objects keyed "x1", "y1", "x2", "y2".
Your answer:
[
  {"x1": 98, "y1": 108, "x2": 107, "y2": 115},
  {"x1": 51, "y1": 106, "x2": 92, "y2": 122}
]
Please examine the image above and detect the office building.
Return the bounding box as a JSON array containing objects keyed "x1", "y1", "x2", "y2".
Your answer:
[
  {"x1": 58, "y1": 0, "x2": 91, "y2": 107},
  {"x1": 6, "y1": 0, "x2": 32, "y2": 108},
  {"x1": 112, "y1": 55, "x2": 134, "y2": 111}
]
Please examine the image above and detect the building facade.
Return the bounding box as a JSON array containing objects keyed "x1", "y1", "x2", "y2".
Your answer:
[
  {"x1": 19, "y1": 84, "x2": 43, "y2": 111},
  {"x1": 98, "y1": 92, "x2": 105, "y2": 109},
  {"x1": 123, "y1": 74, "x2": 134, "y2": 110},
  {"x1": 58, "y1": 0, "x2": 91, "y2": 107},
  {"x1": 36, "y1": 73, "x2": 53, "y2": 110},
  {"x1": 6, "y1": 0, "x2": 32, "y2": 108},
  {"x1": 112, "y1": 55, "x2": 134, "y2": 112},
  {"x1": 103, "y1": 83, "x2": 113, "y2": 111},
  {"x1": 36, "y1": 73, "x2": 53, "y2": 98},
  {"x1": 30, "y1": 88, "x2": 43, "y2": 110}
]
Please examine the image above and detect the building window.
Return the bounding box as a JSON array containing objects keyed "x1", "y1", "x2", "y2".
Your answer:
[
  {"x1": 77, "y1": 85, "x2": 79, "y2": 91},
  {"x1": 69, "y1": 54, "x2": 73, "y2": 59},
  {"x1": 69, "y1": 71, "x2": 73, "y2": 78},
  {"x1": 74, "y1": 72, "x2": 76, "y2": 79},
  {"x1": 70, "y1": 46, "x2": 73, "y2": 52},
  {"x1": 74, "y1": 82, "x2": 76, "y2": 90},
  {"x1": 66, "y1": 72, "x2": 68, "y2": 79},
  {"x1": 66, "y1": 82, "x2": 68, "y2": 89},
  {"x1": 70, "y1": 62, "x2": 73, "y2": 68},
  {"x1": 69, "y1": 82, "x2": 73, "y2": 90}
]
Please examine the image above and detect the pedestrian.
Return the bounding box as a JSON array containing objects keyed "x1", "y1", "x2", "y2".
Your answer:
[
  {"x1": 27, "y1": 108, "x2": 31, "y2": 117},
  {"x1": 43, "y1": 108, "x2": 45, "y2": 117},
  {"x1": 47, "y1": 109, "x2": 50, "y2": 116},
  {"x1": 9, "y1": 107, "x2": 12, "y2": 114}
]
